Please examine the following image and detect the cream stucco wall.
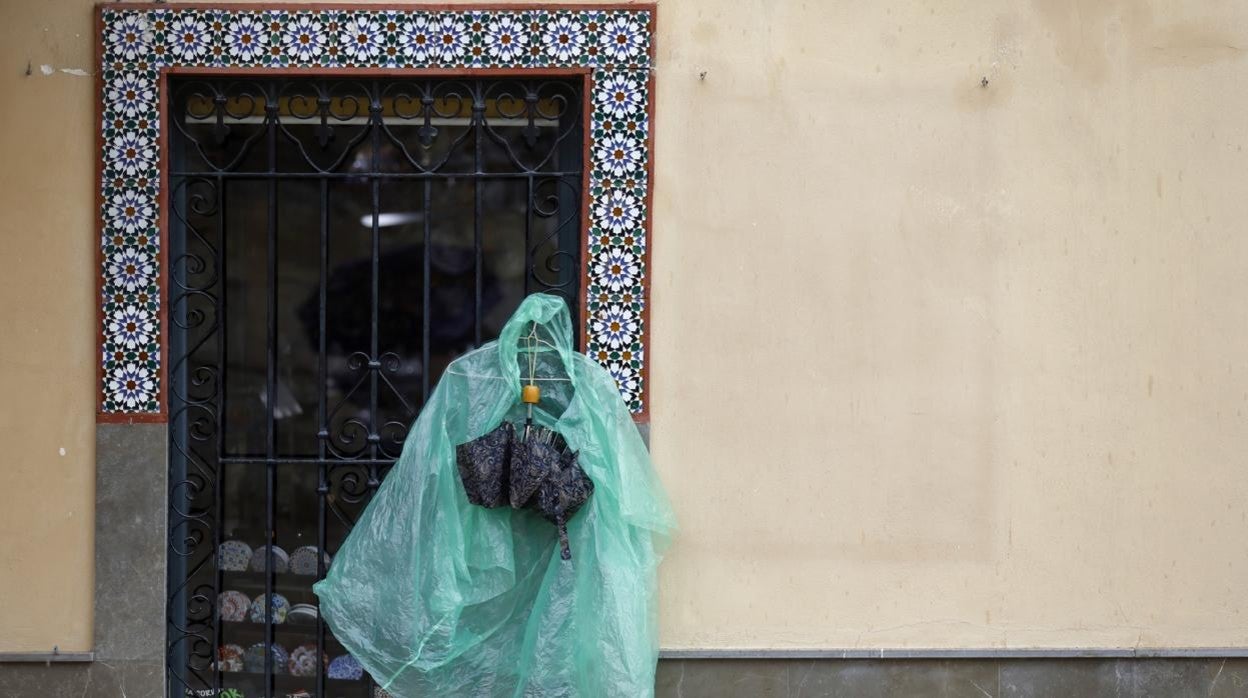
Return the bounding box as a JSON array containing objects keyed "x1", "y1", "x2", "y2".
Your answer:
[
  {"x1": 0, "y1": 0, "x2": 99, "y2": 654},
  {"x1": 3, "y1": 0, "x2": 1248, "y2": 653},
  {"x1": 651, "y1": 0, "x2": 1248, "y2": 649}
]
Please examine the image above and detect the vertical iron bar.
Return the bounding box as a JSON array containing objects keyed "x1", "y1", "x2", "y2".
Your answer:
[
  {"x1": 473, "y1": 80, "x2": 484, "y2": 345},
  {"x1": 316, "y1": 174, "x2": 329, "y2": 698},
  {"x1": 422, "y1": 177, "x2": 432, "y2": 403},
  {"x1": 264, "y1": 82, "x2": 278, "y2": 698},
  {"x1": 524, "y1": 176, "x2": 533, "y2": 295},
  {"x1": 166, "y1": 89, "x2": 190, "y2": 697},
  {"x1": 168, "y1": 226, "x2": 188, "y2": 695},
  {"x1": 368, "y1": 83, "x2": 381, "y2": 491},
  {"x1": 365, "y1": 80, "x2": 381, "y2": 696},
  {"x1": 212, "y1": 175, "x2": 227, "y2": 696},
  {"x1": 557, "y1": 82, "x2": 585, "y2": 326}
]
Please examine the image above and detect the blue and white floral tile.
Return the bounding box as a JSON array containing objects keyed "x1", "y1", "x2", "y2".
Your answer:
[{"x1": 99, "y1": 6, "x2": 654, "y2": 414}]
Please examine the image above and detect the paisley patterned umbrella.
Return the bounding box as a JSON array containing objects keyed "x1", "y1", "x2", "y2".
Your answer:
[{"x1": 456, "y1": 422, "x2": 594, "y2": 560}]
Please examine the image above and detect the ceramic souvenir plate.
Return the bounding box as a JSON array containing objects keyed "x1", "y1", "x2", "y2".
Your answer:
[
  {"x1": 287, "y1": 603, "x2": 318, "y2": 625},
  {"x1": 327, "y1": 653, "x2": 363, "y2": 681},
  {"x1": 248, "y1": 544, "x2": 289, "y2": 574},
  {"x1": 288, "y1": 643, "x2": 327, "y2": 677},
  {"x1": 217, "y1": 540, "x2": 252, "y2": 572},
  {"x1": 216, "y1": 643, "x2": 245, "y2": 673},
  {"x1": 217, "y1": 590, "x2": 251, "y2": 623},
  {"x1": 243, "y1": 642, "x2": 288, "y2": 674},
  {"x1": 248, "y1": 593, "x2": 289, "y2": 625},
  {"x1": 289, "y1": 545, "x2": 331, "y2": 576}
]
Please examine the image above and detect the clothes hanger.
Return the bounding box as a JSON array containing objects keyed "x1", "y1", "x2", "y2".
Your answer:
[
  {"x1": 443, "y1": 323, "x2": 573, "y2": 382},
  {"x1": 522, "y1": 322, "x2": 542, "y2": 434},
  {"x1": 516, "y1": 325, "x2": 560, "y2": 353}
]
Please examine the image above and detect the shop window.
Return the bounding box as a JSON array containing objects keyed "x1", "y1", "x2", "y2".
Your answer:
[{"x1": 166, "y1": 75, "x2": 583, "y2": 697}]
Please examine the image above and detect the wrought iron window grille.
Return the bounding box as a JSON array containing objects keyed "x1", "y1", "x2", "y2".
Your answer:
[{"x1": 166, "y1": 75, "x2": 584, "y2": 698}]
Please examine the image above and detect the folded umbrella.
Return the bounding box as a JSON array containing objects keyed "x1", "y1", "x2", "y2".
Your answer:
[{"x1": 455, "y1": 421, "x2": 594, "y2": 560}]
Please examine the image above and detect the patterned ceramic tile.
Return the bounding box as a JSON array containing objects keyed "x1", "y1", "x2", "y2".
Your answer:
[{"x1": 98, "y1": 5, "x2": 653, "y2": 414}]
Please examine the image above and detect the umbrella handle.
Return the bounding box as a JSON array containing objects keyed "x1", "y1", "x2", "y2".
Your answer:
[{"x1": 557, "y1": 513, "x2": 571, "y2": 561}]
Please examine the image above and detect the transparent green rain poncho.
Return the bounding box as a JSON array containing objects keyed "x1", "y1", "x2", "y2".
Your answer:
[{"x1": 314, "y1": 294, "x2": 676, "y2": 697}]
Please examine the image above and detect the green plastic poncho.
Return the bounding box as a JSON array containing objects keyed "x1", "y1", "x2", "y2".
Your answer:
[{"x1": 314, "y1": 294, "x2": 676, "y2": 697}]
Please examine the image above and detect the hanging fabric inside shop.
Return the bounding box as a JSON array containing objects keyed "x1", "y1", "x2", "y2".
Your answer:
[{"x1": 314, "y1": 293, "x2": 676, "y2": 698}]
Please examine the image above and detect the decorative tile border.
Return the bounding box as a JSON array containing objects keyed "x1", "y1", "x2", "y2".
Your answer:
[{"x1": 97, "y1": 3, "x2": 654, "y2": 417}]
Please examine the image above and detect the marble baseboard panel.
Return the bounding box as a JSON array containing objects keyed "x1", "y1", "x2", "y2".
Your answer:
[
  {"x1": 0, "y1": 660, "x2": 162, "y2": 698},
  {"x1": 655, "y1": 657, "x2": 1248, "y2": 697},
  {"x1": 2, "y1": 655, "x2": 1244, "y2": 696},
  {"x1": 95, "y1": 422, "x2": 166, "y2": 664}
]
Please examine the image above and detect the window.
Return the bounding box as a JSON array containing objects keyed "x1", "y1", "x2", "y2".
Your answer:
[{"x1": 166, "y1": 75, "x2": 584, "y2": 697}]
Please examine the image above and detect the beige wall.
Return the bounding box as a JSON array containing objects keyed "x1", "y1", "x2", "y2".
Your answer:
[
  {"x1": 0, "y1": 0, "x2": 99, "y2": 654},
  {"x1": 3, "y1": 0, "x2": 1248, "y2": 653},
  {"x1": 651, "y1": 0, "x2": 1248, "y2": 648}
]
